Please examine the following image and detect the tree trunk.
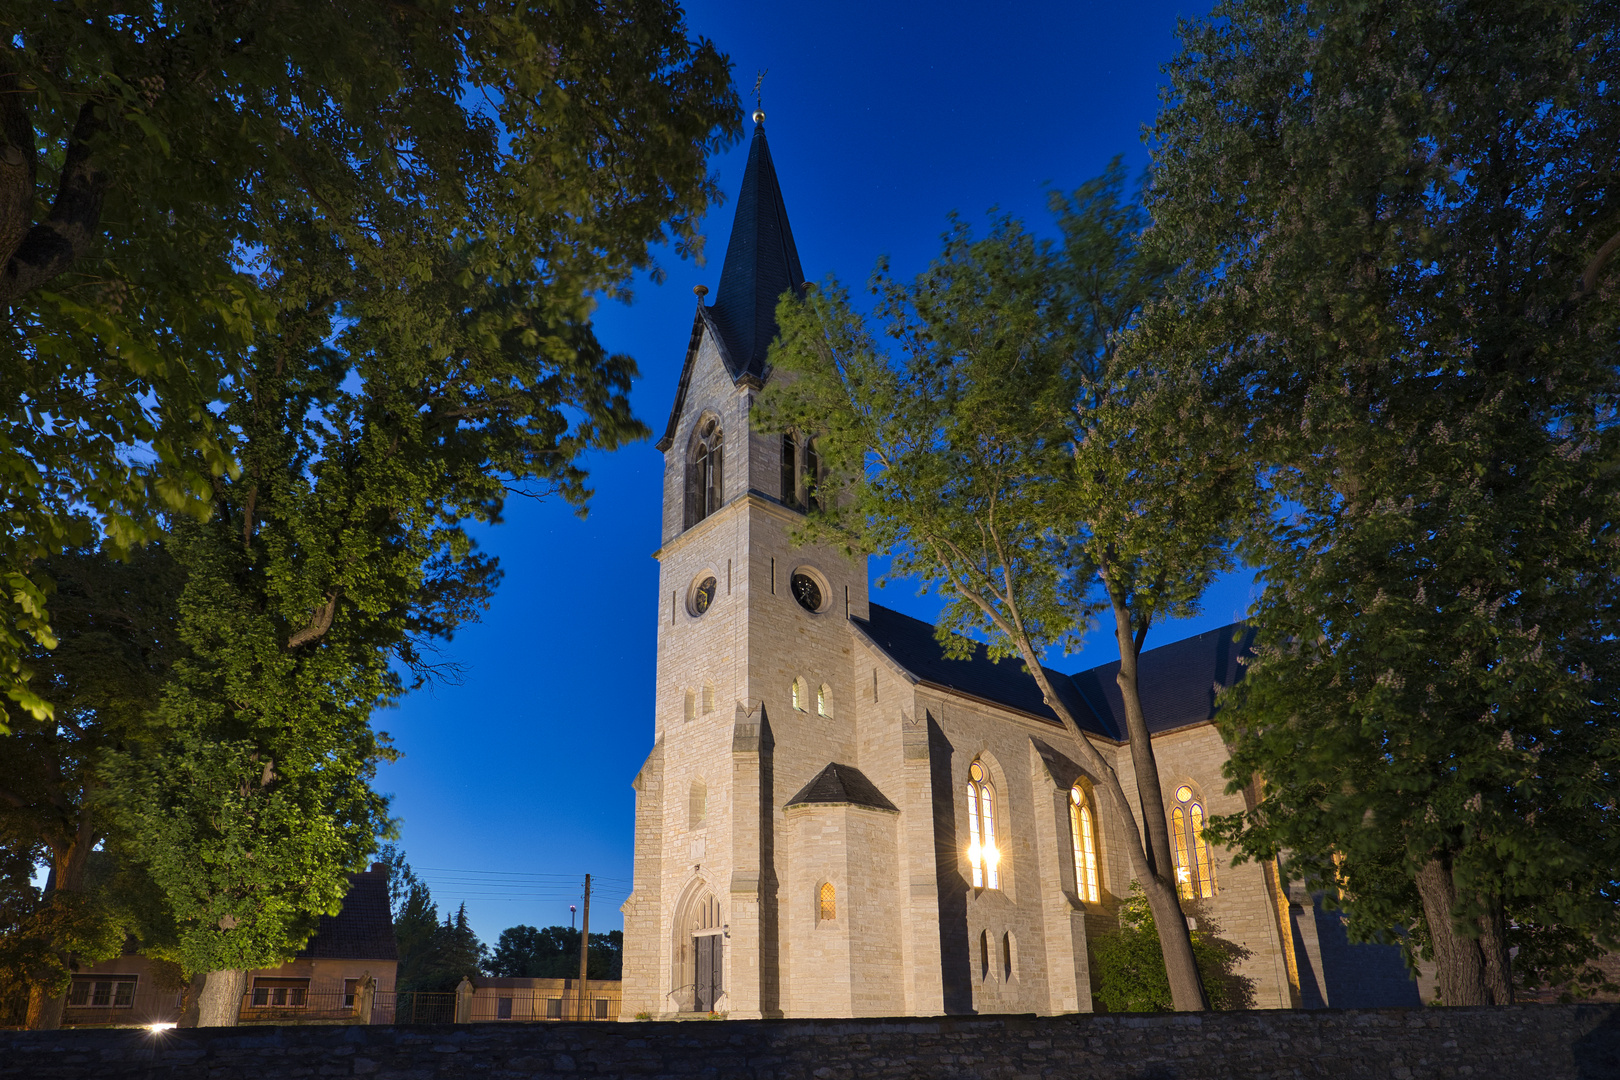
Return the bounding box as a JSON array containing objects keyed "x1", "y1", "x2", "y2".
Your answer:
[
  {"x1": 1414, "y1": 856, "x2": 1509, "y2": 1005},
  {"x1": 24, "y1": 987, "x2": 66, "y2": 1030},
  {"x1": 1110, "y1": 593, "x2": 1210, "y2": 1012},
  {"x1": 178, "y1": 970, "x2": 247, "y2": 1027}
]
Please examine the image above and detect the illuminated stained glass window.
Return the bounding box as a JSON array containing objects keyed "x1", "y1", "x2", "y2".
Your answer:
[
  {"x1": 1171, "y1": 784, "x2": 1215, "y2": 899},
  {"x1": 819, "y1": 882, "x2": 836, "y2": 921},
  {"x1": 966, "y1": 760, "x2": 1000, "y2": 889},
  {"x1": 792, "y1": 677, "x2": 806, "y2": 712},
  {"x1": 1069, "y1": 785, "x2": 1100, "y2": 903}
]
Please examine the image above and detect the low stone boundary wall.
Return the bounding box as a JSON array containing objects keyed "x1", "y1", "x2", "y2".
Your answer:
[{"x1": 3, "y1": 1005, "x2": 1616, "y2": 1079}]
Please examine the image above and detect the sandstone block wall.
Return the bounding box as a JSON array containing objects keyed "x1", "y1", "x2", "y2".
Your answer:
[{"x1": 4, "y1": 1006, "x2": 1615, "y2": 1079}]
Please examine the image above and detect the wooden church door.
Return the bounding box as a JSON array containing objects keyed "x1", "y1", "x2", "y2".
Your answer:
[{"x1": 694, "y1": 933, "x2": 723, "y2": 1011}]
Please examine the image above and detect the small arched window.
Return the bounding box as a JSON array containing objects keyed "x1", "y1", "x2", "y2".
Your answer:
[
  {"x1": 803, "y1": 437, "x2": 822, "y2": 513},
  {"x1": 817, "y1": 684, "x2": 831, "y2": 718},
  {"x1": 684, "y1": 418, "x2": 724, "y2": 528},
  {"x1": 702, "y1": 682, "x2": 715, "y2": 715},
  {"x1": 689, "y1": 778, "x2": 707, "y2": 830},
  {"x1": 966, "y1": 759, "x2": 1000, "y2": 889},
  {"x1": 684, "y1": 689, "x2": 695, "y2": 723},
  {"x1": 819, "y1": 882, "x2": 836, "y2": 921},
  {"x1": 780, "y1": 433, "x2": 799, "y2": 508},
  {"x1": 1069, "y1": 785, "x2": 1100, "y2": 903},
  {"x1": 1172, "y1": 784, "x2": 1215, "y2": 900},
  {"x1": 791, "y1": 677, "x2": 806, "y2": 712}
]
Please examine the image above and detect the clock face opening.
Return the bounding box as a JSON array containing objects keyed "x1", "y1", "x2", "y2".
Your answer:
[
  {"x1": 790, "y1": 571, "x2": 823, "y2": 613},
  {"x1": 693, "y1": 576, "x2": 718, "y2": 615}
]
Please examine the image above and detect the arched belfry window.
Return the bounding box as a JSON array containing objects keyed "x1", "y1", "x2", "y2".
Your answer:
[
  {"x1": 780, "y1": 434, "x2": 799, "y2": 508},
  {"x1": 1069, "y1": 784, "x2": 1100, "y2": 903},
  {"x1": 966, "y1": 759, "x2": 1000, "y2": 889},
  {"x1": 1171, "y1": 784, "x2": 1216, "y2": 899},
  {"x1": 685, "y1": 418, "x2": 723, "y2": 528},
  {"x1": 819, "y1": 882, "x2": 836, "y2": 921}
]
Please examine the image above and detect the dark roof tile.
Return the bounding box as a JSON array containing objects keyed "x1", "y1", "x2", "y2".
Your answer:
[
  {"x1": 785, "y1": 763, "x2": 898, "y2": 812},
  {"x1": 297, "y1": 868, "x2": 398, "y2": 962}
]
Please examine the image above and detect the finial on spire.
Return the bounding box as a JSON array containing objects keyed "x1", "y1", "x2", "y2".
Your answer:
[
  {"x1": 752, "y1": 68, "x2": 768, "y2": 125},
  {"x1": 693, "y1": 284, "x2": 709, "y2": 298}
]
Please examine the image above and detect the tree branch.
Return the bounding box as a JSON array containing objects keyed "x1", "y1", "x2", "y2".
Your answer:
[
  {"x1": 286, "y1": 591, "x2": 339, "y2": 648},
  {"x1": 0, "y1": 98, "x2": 109, "y2": 305},
  {"x1": 1578, "y1": 227, "x2": 1620, "y2": 296},
  {"x1": 0, "y1": 47, "x2": 38, "y2": 272}
]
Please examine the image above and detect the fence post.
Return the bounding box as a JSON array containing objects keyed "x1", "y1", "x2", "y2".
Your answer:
[{"x1": 454, "y1": 977, "x2": 473, "y2": 1024}]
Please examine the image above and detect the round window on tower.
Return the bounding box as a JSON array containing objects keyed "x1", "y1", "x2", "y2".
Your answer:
[
  {"x1": 690, "y1": 574, "x2": 718, "y2": 616},
  {"x1": 790, "y1": 568, "x2": 826, "y2": 613}
]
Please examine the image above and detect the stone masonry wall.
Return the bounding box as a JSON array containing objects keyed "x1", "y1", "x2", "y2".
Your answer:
[{"x1": 4, "y1": 1006, "x2": 1616, "y2": 1080}]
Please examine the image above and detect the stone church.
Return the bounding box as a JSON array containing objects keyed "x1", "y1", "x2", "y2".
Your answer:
[{"x1": 619, "y1": 116, "x2": 1418, "y2": 1019}]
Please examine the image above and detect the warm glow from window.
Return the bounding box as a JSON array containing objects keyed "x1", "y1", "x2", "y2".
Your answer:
[
  {"x1": 792, "y1": 677, "x2": 805, "y2": 711},
  {"x1": 1070, "y1": 785, "x2": 1099, "y2": 903},
  {"x1": 966, "y1": 760, "x2": 1000, "y2": 889},
  {"x1": 819, "y1": 882, "x2": 836, "y2": 921},
  {"x1": 1172, "y1": 785, "x2": 1215, "y2": 899}
]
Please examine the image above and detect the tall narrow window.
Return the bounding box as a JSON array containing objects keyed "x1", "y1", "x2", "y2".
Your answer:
[
  {"x1": 1172, "y1": 784, "x2": 1215, "y2": 899},
  {"x1": 819, "y1": 882, "x2": 836, "y2": 921},
  {"x1": 1069, "y1": 785, "x2": 1100, "y2": 903},
  {"x1": 817, "y1": 684, "x2": 831, "y2": 718},
  {"x1": 792, "y1": 677, "x2": 806, "y2": 712},
  {"x1": 685, "y1": 418, "x2": 724, "y2": 528},
  {"x1": 781, "y1": 434, "x2": 799, "y2": 508},
  {"x1": 1002, "y1": 931, "x2": 1014, "y2": 981},
  {"x1": 702, "y1": 682, "x2": 715, "y2": 714},
  {"x1": 966, "y1": 760, "x2": 1000, "y2": 889},
  {"x1": 804, "y1": 438, "x2": 822, "y2": 513}
]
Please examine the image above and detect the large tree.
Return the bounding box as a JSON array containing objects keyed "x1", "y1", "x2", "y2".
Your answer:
[
  {"x1": 1149, "y1": 0, "x2": 1620, "y2": 1004},
  {"x1": 0, "y1": 0, "x2": 734, "y2": 720},
  {"x1": 8, "y1": 0, "x2": 738, "y2": 1027},
  {"x1": 758, "y1": 167, "x2": 1253, "y2": 1011}
]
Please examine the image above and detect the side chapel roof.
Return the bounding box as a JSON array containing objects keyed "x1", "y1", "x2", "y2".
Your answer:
[
  {"x1": 785, "y1": 763, "x2": 899, "y2": 813},
  {"x1": 296, "y1": 865, "x2": 399, "y2": 962},
  {"x1": 852, "y1": 602, "x2": 1253, "y2": 741},
  {"x1": 658, "y1": 118, "x2": 805, "y2": 450}
]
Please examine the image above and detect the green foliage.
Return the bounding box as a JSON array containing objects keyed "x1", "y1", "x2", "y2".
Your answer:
[
  {"x1": 488, "y1": 924, "x2": 624, "y2": 980},
  {"x1": 1090, "y1": 884, "x2": 1252, "y2": 1012},
  {"x1": 0, "y1": 547, "x2": 185, "y2": 1002},
  {"x1": 1148, "y1": 0, "x2": 1620, "y2": 1001},
  {"x1": 0, "y1": 0, "x2": 739, "y2": 720},
  {"x1": 395, "y1": 890, "x2": 489, "y2": 994}
]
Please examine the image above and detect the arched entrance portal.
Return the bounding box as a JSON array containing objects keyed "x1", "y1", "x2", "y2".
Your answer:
[{"x1": 674, "y1": 888, "x2": 723, "y2": 1013}]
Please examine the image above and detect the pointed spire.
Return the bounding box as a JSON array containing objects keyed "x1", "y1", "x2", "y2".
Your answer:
[{"x1": 708, "y1": 118, "x2": 805, "y2": 382}]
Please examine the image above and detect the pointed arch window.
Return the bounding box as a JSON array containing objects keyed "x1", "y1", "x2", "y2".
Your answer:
[
  {"x1": 1069, "y1": 785, "x2": 1100, "y2": 903},
  {"x1": 685, "y1": 418, "x2": 724, "y2": 528},
  {"x1": 780, "y1": 433, "x2": 799, "y2": 508},
  {"x1": 817, "y1": 684, "x2": 831, "y2": 718},
  {"x1": 966, "y1": 760, "x2": 1000, "y2": 889},
  {"x1": 1171, "y1": 784, "x2": 1215, "y2": 899},
  {"x1": 791, "y1": 677, "x2": 806, "y2": 712}
]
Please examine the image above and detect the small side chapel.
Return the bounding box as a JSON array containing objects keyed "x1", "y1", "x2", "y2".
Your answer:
[{"x1": 619, "y1": 116, "x2": 1417, "y2": 1020}]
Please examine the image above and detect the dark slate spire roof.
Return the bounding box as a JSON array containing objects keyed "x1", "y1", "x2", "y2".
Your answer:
[
  {"x1": 852, "y1": 602, "x2": 1254, "y2": 741},
  {"x1": 295, "y1": 866, "x2": 398, "y2": 962},
  {"x1": 785, "y1": 763, "x2": 899, "y2": 812},
  {"x1": 707, "y1": 120, "x2": 804, "y2": 381}
]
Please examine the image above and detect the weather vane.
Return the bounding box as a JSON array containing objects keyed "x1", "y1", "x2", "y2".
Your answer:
[{"x1": 752, "y1": 68, "x2": 768, "y2": 124}]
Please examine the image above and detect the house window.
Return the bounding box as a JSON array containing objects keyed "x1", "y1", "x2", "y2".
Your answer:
[
  {"x1": 497, "y1": 997, "x2": 513, "y2": 1020},
  {"x1": 781, "y1": 433, "x2": 799, "y2": 507},
  {"x1": 1172, "y1": 784, "x2": 1216, "y2": 899},
  {"x1": 966, "y1": 760, "x2": 1000, "y2": 889},
  {"x1": 819, "y1": 882, "x2": 836, "y2": 921},
  {"x1": 685, "y1": 418, "x2": 724, "y2": 528},
  {"x1": 546, "y1": 997, "x2": 563, "y2": 1019},
  {"x1": 67, "y1": 976, "x2": 136, "y2": 1009},
  {"x1": 344, "y1": 978, "x2": 360, "y2": 1008},
  {"x1": 817, "y1": 684, "x2": 831, "y2": 718},
  {"x1": 251, "y1": 978, "x2": 309, "y2": 1007},
  {"x1": 595, "y1": 998, "x2": 611, "y2": 1019},
  {"x1": 1069, "y1": 785, "x2": 1100, "y2": 903}
]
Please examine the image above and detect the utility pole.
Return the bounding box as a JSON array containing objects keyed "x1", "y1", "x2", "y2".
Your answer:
[{"x1": 576, "y1": 874, "x2": 591, "y2": 1021}]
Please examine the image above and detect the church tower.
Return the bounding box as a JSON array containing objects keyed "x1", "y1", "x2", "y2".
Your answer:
[{"x1": 620, "y1": 114, "x2": 872, "y2": 1020}]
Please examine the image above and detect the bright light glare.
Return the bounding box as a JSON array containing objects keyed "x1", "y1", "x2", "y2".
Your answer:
[
  {"x1": 146, "y1": 1022, "x2": 177, "y2": 1033},
  {"x1": 967, "y1": 840, "x2": 981, "y2": 865},
  {"x1": 985, "y1": 843, "x2": 1000, "y2": 868}
]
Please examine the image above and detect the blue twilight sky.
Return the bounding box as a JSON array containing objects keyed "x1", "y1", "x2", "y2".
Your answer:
[{"x1": 382, "y1": 0, "x2": 1257, "y2": 947}]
